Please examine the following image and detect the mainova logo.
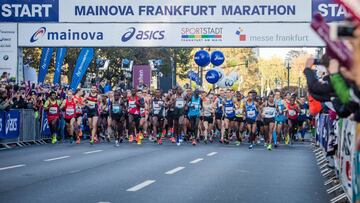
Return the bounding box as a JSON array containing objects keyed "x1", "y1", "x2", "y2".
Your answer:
[
  {"x1": 30, "y1": 27, "x2": 103, "y2": 42},
  {"x1": 121, "y1": 27, "x2": 165, "y2": 42},
  {"x1": 30, "y1": 27, "x2": 46, "y2": 42}
]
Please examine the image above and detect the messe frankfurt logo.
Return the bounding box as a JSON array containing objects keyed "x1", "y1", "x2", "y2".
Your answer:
[
  {"x1": 235, "y1": 28, "x2": 246, "y2": 41},
  {"x1": 30, "y1": 27, "x2": 46, "y2": 43}
]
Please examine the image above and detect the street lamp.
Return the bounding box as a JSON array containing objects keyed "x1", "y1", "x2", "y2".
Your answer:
[{"x1": 285, "y1": 58, "x2": 291, "y2": 89}]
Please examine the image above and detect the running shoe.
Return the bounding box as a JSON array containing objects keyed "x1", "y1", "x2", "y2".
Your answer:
[
  {"x1": 249, "y1": 144, "x2": 253, "y2": 149},
  {"x1": 157, "y1": 138, "x2": 163, "y2": 145},
  {"x1": 267, "y1": 144, "x2": 272, "y2": 150},
  {"x1": 219, "y1": 138, "x2": 224, "y2": 143},
  {"x1": 192, "y1": 139, "x2": 197, "y2": 146},
  {"x1": 204, "y1": 139, "x2": 208, "y2": 144},
  {"x1": 129, "y1": 134, "x2": 134, "y2": 142},
  {"x1": 235, "y1": 141, "x2": 241, "y2": 146},
  {"x1": 285, "y1": 134, "x2": 290, "y2": 145},
  {"x1": 94, "y1": 135, "x2": 99, "y2": 143},
  {"x1": 51, "y1": 134, "x2": 57, "y2": 144},
  {"x1": 274, "y1": 144, "x2": 278, "y2": 148},
  {"x1": 115, "y1": 140, "x2": 120, "y2": 147},
  {"x1": 170, "y1": 137, "x2": 176, "y2": 143},
  {"x1": 137, "y1": 137, "x2": 142, "y2": 145},
  {"x1": 76, "y1": 137, "x2": 81, "y2": 144},
  {"x1": 90, "y1": 138, "x2": 94, "y2": 145},
  {"x1": 209, "y1": 137, "x2": 213, "y2": 143}
]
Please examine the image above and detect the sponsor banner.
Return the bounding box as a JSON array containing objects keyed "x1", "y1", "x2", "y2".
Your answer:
[
  {"x1": 132, "y1": 65, "x2": 151, "y2": 89},
  {"x1": 18, "y1": 23, "x2": 325, "y2": 47},
  {"x1": 354, "y1": 124, "x2": 360, "y2": 202},
  {"x1": 38, "y1": 47, "x2": 53, "y2": 83},
  {"x1": 339, "y1": 119, "x2": 356, "y2": 199},
  {"x1": 54, "y1": 48, "x2": 67, "y2": 84},
  {"x1": 0, "y1": 23, "x2": 18, "y2": 79},
  {"x1": 59, "y1": 0, "x2": 311, "y2": 23},
  {"x1": 0, "y1": 0, "x2": 59, "y2": 22},
  {"x1": 312, "y1": 0, "x2": 348, "y2": 22},
  {"x1": 0, "y1": 110, "x2": 20, "y2": 139},
  {"x1": 70, "y1": 48, "x2": 94, "y2": 91},
  {"x1": 40, "y1": 110, "x2": 51, "y2": 137}
]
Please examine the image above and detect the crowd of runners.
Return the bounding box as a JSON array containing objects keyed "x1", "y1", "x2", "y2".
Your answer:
[{"x1": 43, "y1": 84, "x2": 311, "y2": 150}]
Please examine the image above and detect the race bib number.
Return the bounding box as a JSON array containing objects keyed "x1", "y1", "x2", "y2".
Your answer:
[
  {"x1": 175, "y1": 100, "x2": 184, "y2": 108},
  {"x1": 113, "y1": 105, "x2": 120, "y2": 113},
  {"x1": 49, "y1": 107, "x2": 58, "y2": 114},
  {"x1": 129, "y1": 101, "x2": 136, "y2": 108},
  {"x1": 204, "y1": 111, "x2": 212, "y2": 117},
  {"x1": 76, "y1": 106, "x2": 82, "y2": 113},
  {"x1": 193, "y1": 103, "x2": 199, "y2": 109},
  {"x1": 235, "y1": 109, "x2": 243, "y2": 115},
  {"x1": 66, "y1": 108, "x2": 75, "y2": 116},
  {"x1": 301, "y1": 109, "x2": 306, "y2": 115},
  {"x1": 225, "y1": 107, "x2": 234, "y2": 114},
  {"x1": 247, "y1": 110, "x2": 256, "y2": 117},
  {"x1": 265, "y1": 108, "x2": 275, "y2": 117},
  {"x1": 88, "y1": 102, "x2": 96, "y2": 109},
  {"x1": 289, "y1": 110, "x2": 296, "y2": 116}
]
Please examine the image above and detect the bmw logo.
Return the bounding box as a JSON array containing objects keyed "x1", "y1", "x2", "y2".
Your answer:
[
  {"x1": 121, "y1": 27, "x2": 136, "y2": 42},
  {"x1": 30, "y1": 27, "x2": 46, "y2": 43}
]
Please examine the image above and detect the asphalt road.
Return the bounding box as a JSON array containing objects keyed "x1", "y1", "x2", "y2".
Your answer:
[{"x1": 0, "y1": 140, "x2": 330, "y2": 203}]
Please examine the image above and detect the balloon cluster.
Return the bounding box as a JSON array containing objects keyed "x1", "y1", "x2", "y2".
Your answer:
[{"x1": 192, "y1": 50, "x2": 240, "y2": 88}]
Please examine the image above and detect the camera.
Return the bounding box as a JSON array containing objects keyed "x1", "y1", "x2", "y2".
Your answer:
[{"x1": 330, "y1": 23, "x2": 357, "y2": 40}]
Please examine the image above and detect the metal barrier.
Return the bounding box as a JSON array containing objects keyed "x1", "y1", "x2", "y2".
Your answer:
[
  {"x1": 313, "y1": 114, "x2": 359, "y2": 203},
  {"x1": 0, "y1": 109, "x2": 47, "y2": 149}
]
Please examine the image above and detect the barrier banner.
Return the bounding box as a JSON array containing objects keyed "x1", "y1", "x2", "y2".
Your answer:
[
  {"x1": 70, "y1": 48, "x2": 94, "y2": 91},
  {"x1": 0, "y1": 110, "x2": 4, "y2": 138},
  {"x1": 340, "y1": 119, "x2": 355, "y2": 198},
  {"x1": 354, "y1": 124, "x2": 360, "y2": 203},
  {"x1": 38, "y1": 47, "x2": 54, "y2": 83},
  {"x1": 53, "y1": 48, "x2": 67, "y2": 84},
  {"x1": 40, "y1": 110, "x2": 51, "y2": 137},
  {"x1": 0, "y1": 110, "x2": 20, "y2": 139}
]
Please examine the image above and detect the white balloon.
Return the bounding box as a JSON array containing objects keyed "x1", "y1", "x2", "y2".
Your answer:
[
  {"x1": 228, "y1": 71, "x2": 239, "y2": 81},
  {"x1": 216, "y1": 76, "x2": 235, "y2": 88}
]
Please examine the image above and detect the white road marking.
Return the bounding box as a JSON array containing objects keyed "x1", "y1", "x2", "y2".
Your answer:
[
  {"x1": 165, "y1": 167, "x2": 185, "y2": 175},
  {"x1": 0, "y1": 164, "x2": 26, "y2": 171},
  {"x1": 126, "y1": 180, "x2": 156, "y2": 192},
  {"x1": 83, "y1": 150, "x2": 103, "y2": 154},
  {"x1": 206, "y1": 152, "x2": 218, "y2": 156},
  {"x1": 190, "y1": 158, "x2": 204, "y2": 164},
  {"x1": 44, "y1": 156, "x2": 70, "y2": 162}
]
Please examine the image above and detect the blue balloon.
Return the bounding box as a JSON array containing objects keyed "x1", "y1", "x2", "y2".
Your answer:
[
  {"x1": 194, "y1": 50, "x2": 211, "y2": 67},
  {"x1": 205, "y1": 69, "x2": 220, "y2": 84},
  {"x1": 188, "y1": 71, "x2": 199, "y2": 82},
  {"x1": 210, "y1": 51, "x2": 225, "y2": 66}
]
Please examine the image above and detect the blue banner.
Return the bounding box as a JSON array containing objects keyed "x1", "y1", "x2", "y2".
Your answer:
[
  {"x1": 70, "y1": 48, "x2": 94, "y2": 91},
  {"x1": 0, "y1": 110, "x2": 20, "y2": 139},
  {"x1": 0, "y1": 0, "x2": 59, "y2": 22},
  {"x1": 38, "y1": 47, "x2": 53, "y2": 83},
  {"x1": 41, "y1": 110, "x2": 51, "y2": 137},
  {"x1": 312, "y1": 0, "x2": 347, "y2": 22},
  {"x1": 53, "y1": 48, "x2": 67, "y2": 84}
]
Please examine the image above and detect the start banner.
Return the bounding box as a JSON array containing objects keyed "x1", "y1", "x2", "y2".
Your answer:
[
  {"x1": 59, "y1": 0, "x2": 311, "y2": 23},
  {"x1": 18, "y1": 23, "x2": 324, "y2": 47}
]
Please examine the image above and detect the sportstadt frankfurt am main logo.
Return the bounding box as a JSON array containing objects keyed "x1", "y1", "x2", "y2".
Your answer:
[
  {"x1": 235, "y1": 27, "x2": 246, "y2": 41},
  {"x1": 30, "y1": 27, "x2": 46, "y2": 42}
]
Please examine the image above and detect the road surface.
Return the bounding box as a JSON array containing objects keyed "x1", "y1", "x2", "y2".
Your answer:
[{"x1": 0, "y1": 140, "x2": 329, "y2": 203}]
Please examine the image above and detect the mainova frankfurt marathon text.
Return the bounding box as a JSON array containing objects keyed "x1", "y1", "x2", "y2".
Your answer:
[{"x1": 75, "y1": 5, "x2": 296, "y2": 16}]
